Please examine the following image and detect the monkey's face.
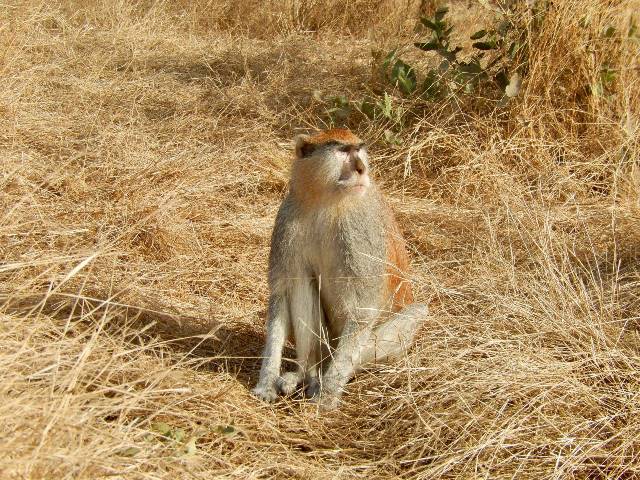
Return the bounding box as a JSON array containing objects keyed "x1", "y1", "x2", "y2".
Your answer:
[
  {"x1": 294, "y1": 134, "x2": 371, "y2": 201},
  {"x1": 333, "y1": 142, "x2": 370, "y2": 197}
]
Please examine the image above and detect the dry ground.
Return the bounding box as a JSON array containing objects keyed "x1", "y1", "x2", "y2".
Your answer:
[{"x1": 1, "y1": 0, "x2": 640, "y2": 478}]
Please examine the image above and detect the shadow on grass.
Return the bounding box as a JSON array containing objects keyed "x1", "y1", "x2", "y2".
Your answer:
[
  {"x1": 0, "y1": 293, "x2": 289, "y2": 390},
  {"x1": 150, "y1": 314, "x2": 296, "y2": 389},
  {"x1": 113, "y1": 307, "x2": 296, "y2": 390}
]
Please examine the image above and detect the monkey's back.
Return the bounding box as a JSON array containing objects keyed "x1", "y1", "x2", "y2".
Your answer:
[{"x1": 382, "y1": 204, "x2": 414, "y2": 311}]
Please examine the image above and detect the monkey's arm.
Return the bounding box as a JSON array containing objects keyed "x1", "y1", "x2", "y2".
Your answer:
[{"x1": 252, "y1": 294, "x2": 290, "y2": 402}]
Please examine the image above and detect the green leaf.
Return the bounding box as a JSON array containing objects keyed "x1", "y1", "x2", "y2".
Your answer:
[
  {"x1": 600, "y1": 67, "x2": 616, "y2": 85},
  {"x1": 360, "y1": 100, "x2": 376, "y2": 119},
  {"x1": 497, "y1": 20, "x2": 511, "y2": 36},
  {"x1": 325, "y1": 95, "x2": 351, "y2": 122},
  {"x1": 472, "y1": 41, "x2": 496, "y2": 50},
  {"x1": 454, "y1": 60, "x2": 489, "y2": 88},
  {"x1": 456, "y1": 60, "x2": 487, "y2": 87},
  {"x1": 183, "y1": 437, "x2": 197, "y2": 456},
  {"x1": 398, "y1": 76, "x2": 417, "y2": 95},
  {"x1": 414, "y1": 41, "x2": 439, "y2": 51},
  {"x1": 384, "y1": 129, "x2": 402, "y2": 146},
  {"x1": 470, "y1": 29, "x2": 487, "y2": 40},
  {"x1": 391, "y1": 60, "x2": 417, "y2": 95},
  {"x1": 420, "y1": 17, "x2": 440, "y2": 32},
  {"x1": 214, "y1": 424, "x2": 245, "y2": 438},
  {"x1": 216, "y1": 425, "x2": 236, "y2": 436},
  {"x1": 438, "y1": 59, "x2": 451, "y2": 73},
  {"x1": 437, "y1": 46, "x2": 461, "y2": 63},
  {"x1": 457, "y1": 61, "x2": 483, "y2": 75},
  {"x1": 422, "y1": 69, "x2": 441, "y2": 99},
  {"x1": 331, "y1": 95, "x2": 349, "y2": 108},
  {"x1": 381, "y1": 49, "x2": 397, "y2": 71},
  {"x1": 592, "y1": 81, "x2": 603, "y2": 97},
  {"x1": 435, "y1": 6, "x2": 449, "y2": 22},
  {"x1": 116, "y1": 446, "x2": 141, "y2": 457},
  {"x1": 171, "y1": 428, "x2": 186, "y2": 443},
  {"x1": 381, "y1": 92, "x2": 393, "y2": 118},
  {"x1": 151, "y1": 422, "x2": 172, "y2": 437}
]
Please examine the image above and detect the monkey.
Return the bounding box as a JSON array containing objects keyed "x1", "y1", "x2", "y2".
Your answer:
[{"x1": 252, "y1": 128, "x2": 428, "y2": 410}]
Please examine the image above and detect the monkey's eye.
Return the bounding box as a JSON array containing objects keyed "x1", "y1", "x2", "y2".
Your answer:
[{"x1": 338, "y1": 145, "x2": 352, "y2": 153}]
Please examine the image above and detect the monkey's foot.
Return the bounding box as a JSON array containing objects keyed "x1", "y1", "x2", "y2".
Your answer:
[
  {"x1": 304, "y1": 377, "x2": 321, "y2": 399},
  {"x1": 251, "y1": 384, "x2": 278, "y2": 403},
  {"x1": 277, "y1": 372, "x2": 301, "y2": 396},
  {"x1": 312, "y1": 393, "x2": 340, "y2": 412}
]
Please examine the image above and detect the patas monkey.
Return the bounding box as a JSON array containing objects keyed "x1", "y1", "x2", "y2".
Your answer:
[{"x1": 253, "y1": 128, "x2": 427, "y2": 410}]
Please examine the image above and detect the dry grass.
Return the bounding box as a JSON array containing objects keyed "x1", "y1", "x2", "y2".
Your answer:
[{"x1": 1, "y1": 0, "x2": 640, "y2": 478}]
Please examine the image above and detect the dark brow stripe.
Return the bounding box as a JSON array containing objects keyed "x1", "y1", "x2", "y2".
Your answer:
[{"x1": 320, "y1": 140, "x2": 366, "y2": 148}]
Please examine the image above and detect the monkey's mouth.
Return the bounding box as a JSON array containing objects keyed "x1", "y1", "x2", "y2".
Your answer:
[
  {"x1": 337, "y1": 175, "x2": 370, "y2": 195},
  {"x1": 337, "y1": 180, "x2": 369, "y2": 196}
]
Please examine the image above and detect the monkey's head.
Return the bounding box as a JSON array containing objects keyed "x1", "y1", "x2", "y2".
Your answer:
[{"x1": 291, "y1": 129, "x2": 371, "y2": 205}]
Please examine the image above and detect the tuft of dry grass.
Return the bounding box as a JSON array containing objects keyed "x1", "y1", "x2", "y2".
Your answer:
[{"x1": 1, "y1": 0, "x2": 639, "y2": 478}]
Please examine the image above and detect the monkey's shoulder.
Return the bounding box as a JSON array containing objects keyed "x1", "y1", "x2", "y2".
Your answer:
[{"x1": 267, "y1": 196, "x2": 307, "y2": 274}]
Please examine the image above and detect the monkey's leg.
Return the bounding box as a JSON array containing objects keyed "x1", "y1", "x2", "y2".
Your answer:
[
  {"x1": 359, "y1": 303, "x2": 428, "y2": 367},
  {"x1": 252, "y1": 294, "x2": 290, "y2": 402},
  {"x1": 317, "y1": 303, "x2": 428, "y2": 409},
  {"x1": 278, "y1": 280, "x2": 322, "y2": 397},
  {"x1": 316, "y1": 316, "x2": 376, "y2": 410}
]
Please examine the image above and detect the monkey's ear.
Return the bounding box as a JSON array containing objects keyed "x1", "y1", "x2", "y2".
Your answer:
[{"x1": 294, "y1": 134, "x2": 315, "y2": 158}]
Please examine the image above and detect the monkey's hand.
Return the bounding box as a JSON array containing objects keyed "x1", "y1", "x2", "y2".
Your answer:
[{"x1": 251, "y1": 383, "x2": 278, "y2": 403}]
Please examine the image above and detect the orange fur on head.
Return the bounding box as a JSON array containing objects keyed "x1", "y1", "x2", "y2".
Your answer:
[{"x1": 303, "y1": 128, "x2": 362, "y2": 147}]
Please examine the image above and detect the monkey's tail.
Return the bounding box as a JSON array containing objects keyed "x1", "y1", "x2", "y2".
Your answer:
[{"x1": 362, "y1": 303, "x2": 429, "y2": 366}]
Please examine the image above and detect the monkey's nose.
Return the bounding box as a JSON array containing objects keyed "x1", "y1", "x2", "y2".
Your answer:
[{"x1": 354, "y1": 157, "x2": 366, "y2": 175}]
